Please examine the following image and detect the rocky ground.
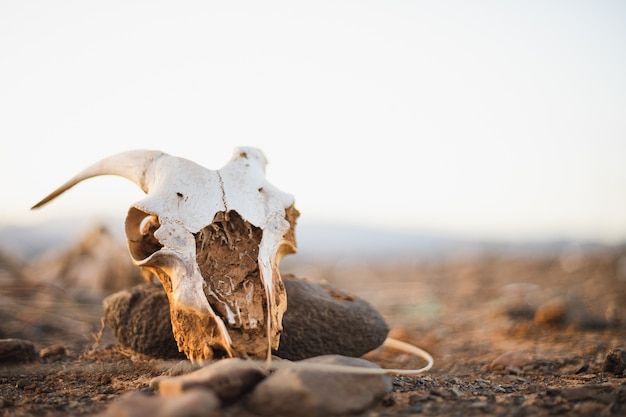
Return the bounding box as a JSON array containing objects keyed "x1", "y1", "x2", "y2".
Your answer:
[{"x1": 1, "y1": 228, "x2": 625, "y2": 416}]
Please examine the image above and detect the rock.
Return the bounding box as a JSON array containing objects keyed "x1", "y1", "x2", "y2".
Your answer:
[
  {"x1": 39, "y1": 344, "x2": 67, "y2": 360},
  {"x1": 0, "y1": 338, "x2": 36, "y2": 363},
  {"x1": 103, "y1": 283, "x2": 185, "y2": 359},
  {"x1": 560, "y1": 387, "x2": 600, "y2": 402},
  {"x1": 489, "y1": 351, "x2": 534, "y2": 371},
  {"x1": 498, "y1": 283, "x2": 540, "y2": 319},
  {"x1": 603, "y1": 348, "x2": 626, "y2": 375},
  {"x1": 159, "y1": 360, "x2": 203, "y2": 378},
  {"x1": 246, "y1": 354, "x2": 393, "y2": 417},
  {"x1": 25, "y1": 225, "x2": 144, "y2": 298},
  {"x1": 104, "y1": 276, "x2": 389, "y2": 361},
  {"x1": 534, "y1": 297, "x2": 567, "y2": 325},
  {"x1": 534, "y1": 295, "x2": 610, "y2": 329},
  {"x1": 101, "y1": 390, "x2": 219, "y2": 417},
  {"x1": 275, "y1": 275, "x2": 389, "y2": 360},
  {"x1": 154, "y1": 358, "x2": 268, "y2": 406}
]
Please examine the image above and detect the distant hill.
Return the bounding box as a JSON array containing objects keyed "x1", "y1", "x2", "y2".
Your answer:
[
  {"x1": 0, "y1": 217, "x2": 617, "y2": 263},
  {"x1": 0, "y1": 217, "x2": 123, "y2": 259},
  {"x1": 288, "y1": 223, "x2": 617, "y2": 263}
]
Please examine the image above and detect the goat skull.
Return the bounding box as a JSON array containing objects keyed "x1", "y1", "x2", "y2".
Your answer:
[{"x1": 32, "y1": 147, "x2": 299, "y2": 362}]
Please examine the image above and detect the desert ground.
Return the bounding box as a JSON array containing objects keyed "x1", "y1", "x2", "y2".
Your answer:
[{"x1": 1, "y1": 225, "x2": 625, "y2": 416}]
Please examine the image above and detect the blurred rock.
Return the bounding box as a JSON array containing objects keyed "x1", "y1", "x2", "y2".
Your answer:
[
  {"x1": 499, "y1": 283, "x2": 541, "y2": 319},
  {"x1": 0, "y1": 249, "x2": 26, "y2": 284},
  {"x1": 534, "y1": 297, "x2": 568, "y2": 325},
  {"x1": 101, "y1": 390, "x2": 219, "y2": 417},
  {"x1": 533, "y1": 294, "x2": 611, "y2": 329},
  {"x1": 603, "y1": 348, "x2": 626, "y2": 375},
  {"x1": 25, "y1": 225, "x2": 143, "y2": 298},
  {"x1": 103, "y1": 276, "x2": 389, "y2": 361},
  {"x1": 488, "y1": 351, "x2": 533, "y2": 371},
  {"x1": 0, "y1": 338, "x2": 36, "y2": 363},
  {"x1": 39, "y1": 344, "x2": 67, "y2": 360},
  {"x1": 159, "y1": 360, "x2": 203, "y2": 378},
  {"x1": 246, "y1": 354, "x2": 392, "y2": 417},
  {"x1": 154, "y1": 358, "x2": 268, "y2": 405},
  {"x1": 558, "y1": 244, "x2": 587, "y2": 273}
]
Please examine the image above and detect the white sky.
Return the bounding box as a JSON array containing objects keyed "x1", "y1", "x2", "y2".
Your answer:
[{"x1": 1, "y1": 1, "x2": 625, "y2": 243}]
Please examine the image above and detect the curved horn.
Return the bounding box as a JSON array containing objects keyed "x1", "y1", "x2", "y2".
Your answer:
[{"x1": 31, "y1": 150, "x2": 165, "y2": 209}]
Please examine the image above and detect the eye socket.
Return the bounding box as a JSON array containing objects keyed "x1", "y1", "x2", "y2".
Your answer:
[{"x1": 125, "y1": 207, "x2": 163, "y2": 261}]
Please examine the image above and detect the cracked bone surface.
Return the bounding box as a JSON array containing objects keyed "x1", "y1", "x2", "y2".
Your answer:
[{"x1": 32, "y1": 147, "x2": 299, "y2": 362}]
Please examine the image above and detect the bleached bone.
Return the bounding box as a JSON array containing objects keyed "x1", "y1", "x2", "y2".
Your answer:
[{"x1": 33, "y1": 148, "x2": 299, "y2": 362}]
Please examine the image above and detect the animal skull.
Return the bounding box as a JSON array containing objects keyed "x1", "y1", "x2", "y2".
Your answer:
[{"x1": 32, "y1": 147, "x2": 299, "y2": 362}]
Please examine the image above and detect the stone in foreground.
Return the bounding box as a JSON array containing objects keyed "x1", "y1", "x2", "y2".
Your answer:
[
  {"x1": 277, "y1": 275, "x2": 389, "y2": 360},
  {"x1": 154, "y1": 358, "x2": 268, "y2": 406},
  {"x1": 246, "y1": 355, "x2": 393, "y2": 417}
]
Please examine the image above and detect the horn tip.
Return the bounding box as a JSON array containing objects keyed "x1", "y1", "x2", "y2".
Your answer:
[{"x1": 31, "y1": 197, "x2": 51, "y2": 210}]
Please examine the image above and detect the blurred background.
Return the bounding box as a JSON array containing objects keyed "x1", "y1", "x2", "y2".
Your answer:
[{"x1": 1, "y1": 1, "x2": 625, "y2": 260}]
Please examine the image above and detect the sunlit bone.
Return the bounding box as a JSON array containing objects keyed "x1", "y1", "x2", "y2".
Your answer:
[{"x1": 32, "y1": 148, "x2": 299, "y2": 362}]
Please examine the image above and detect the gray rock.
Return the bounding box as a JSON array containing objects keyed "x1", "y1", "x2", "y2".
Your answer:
[
  {"x1": 101, "y1": 390, "x2": 219, "y2": 417},
  {"x1": 0, "y1": 338, "x2": 36, "y2": 363},
  {"x1": 103, "y1": 276, "x2": 389, "y2": 361},
  {"x1": 276, "y1": 275, "x2": 389, "y2": 360},
  {"x1": 246, "y1": 354, "x2": 393, "y2": 417},
  {"x1": 154, "y1": 358, "x2": 268, "y2": 406}
]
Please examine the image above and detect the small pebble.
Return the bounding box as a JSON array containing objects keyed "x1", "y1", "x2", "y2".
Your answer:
[
  {"x1": 39, "y1": 344, "x2": 67, "y2": 359},
  {"x1": 603, "y1": 348, "x2": 626, "y2": 375},
  {"x1": 499, "y1": 283, "x2": 541, "y2": 319},
  {"x1": 489, "y1": 351, "x2": 533, "y2": 370},
  {"x1": 16, "y1": 378, "x2": 30, "y2": 389},
  {"x1": 534, "y1": 297, "x2": 567, "y2": 325}
]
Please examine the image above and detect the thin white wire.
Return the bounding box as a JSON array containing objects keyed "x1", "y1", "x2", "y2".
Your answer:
[{"x1": 249, "y1": 337, "x2": 434, "y2": 376}]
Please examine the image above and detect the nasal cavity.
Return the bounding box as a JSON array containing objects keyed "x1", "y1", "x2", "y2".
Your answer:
[{"x1": 125, "y1": 207, "x2": 163, "y2": 261}]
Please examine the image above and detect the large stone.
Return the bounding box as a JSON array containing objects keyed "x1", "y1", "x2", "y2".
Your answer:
[
  {"x1": 246, "y1": 354, "x2": 393, "y2": 417},
  {"x1": 103, "y1": 276, "x2": 389, "y2": 361},
  {"x1": 276, "y1": 275, "x2": 389, "y2": 360},
  {"x1": 154, "y1": 358, "x2": 268, "y2": 406}
]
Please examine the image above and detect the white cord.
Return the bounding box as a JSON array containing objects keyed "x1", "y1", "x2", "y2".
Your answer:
[{"x1": 258, "y1": 337, "x2": 434, "y2": 376}]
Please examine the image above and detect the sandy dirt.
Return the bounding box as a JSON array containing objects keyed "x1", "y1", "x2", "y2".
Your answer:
[{"x1": 1, "y1": 244, "x2": 626, "y2": 416}]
